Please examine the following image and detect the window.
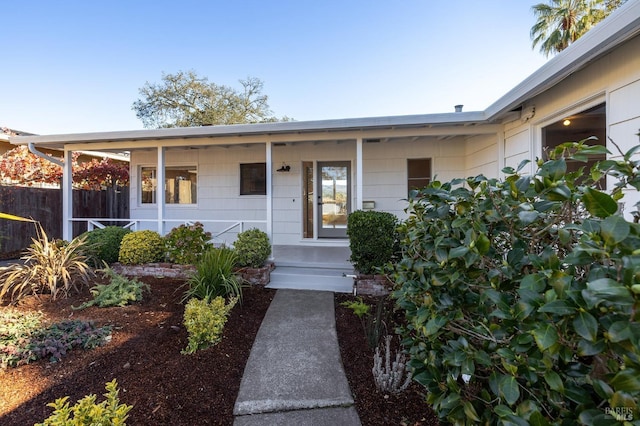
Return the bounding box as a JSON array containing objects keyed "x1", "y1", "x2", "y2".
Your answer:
[
  {"x1": 542, "y1": 103, "x2": 606, "y2": 188},
  {"x1": 408, "y1": 158, "x2": 432, "y2": 196},
  {"x1": 140, "y1": 166, "x2": 198, "y2": 204},
  {"x1": 240, "y1": 163, "x2": 266, "y2": 195},
  {"x1": 141, "y1": 167, "x2": 156, "y2": 204}
]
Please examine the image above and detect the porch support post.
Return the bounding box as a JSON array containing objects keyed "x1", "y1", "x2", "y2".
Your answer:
[
  {"x1": 62, "y1": 149, "x2": 73, "y2": 241},
  {"x1": 156, "y1": 146, "x2": 166, "y2": 235},
  {"x1": 266, "y1": 141, "x2": 273, "y2": 242},
  {"x1": 356, "y1": 137, "x2": 363, "y2": 210}
]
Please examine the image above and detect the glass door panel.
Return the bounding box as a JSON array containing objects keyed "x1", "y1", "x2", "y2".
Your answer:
[{"x1": 317, "y1": 161, "x2": 350, "y2": 238}]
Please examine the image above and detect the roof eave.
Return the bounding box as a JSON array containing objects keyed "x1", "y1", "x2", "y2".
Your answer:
[
  {"x1": 485, "y1": 0, "x2": 640, "y2": 120},
  {"x1": 10, "y1": 111, "x2": 487, "y2": 147}
]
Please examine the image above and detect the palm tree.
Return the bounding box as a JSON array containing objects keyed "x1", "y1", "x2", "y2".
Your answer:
[{"x1": 530, "y1": 0, "x2": 626, "y2": 57}]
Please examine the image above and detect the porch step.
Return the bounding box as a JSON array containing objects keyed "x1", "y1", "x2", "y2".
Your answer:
[{"x1": 266, "y1": 266, "x2": 355, "y2": 293}]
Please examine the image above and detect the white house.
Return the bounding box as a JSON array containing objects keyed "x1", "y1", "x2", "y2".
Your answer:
[{"x1": 10, "y1": 1, "x2": 640, "y2": 254}]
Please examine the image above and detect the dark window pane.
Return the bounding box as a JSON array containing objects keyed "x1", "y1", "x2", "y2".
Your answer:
[{"x1": 240, "y1": 163, "x2": 266, "y2": 195}]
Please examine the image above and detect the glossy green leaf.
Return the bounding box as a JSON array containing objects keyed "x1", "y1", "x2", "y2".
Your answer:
[
  {"x1": 586, "y1": 278, "x2": 633, "y2": 306},
  {"x1": 499, "y1": 375, "x2": 520, "y2": 406},
  {"x1": 573, "y1": 311, "x2": 598, "y2": 341},
  {"x1": 475, "y1": 233, "x2": 490, "y2": 255},
  {"x1": 462, "y1": 401, "x2": 481, "y2": 422},
  {"x1": 518, "y1": 210, "x2": 539, "y2": 225},
  {"x1": 449, "y1": 246, "x2": 469, "y2": 259},
  {"x1": 600, "y1": 215, "x2": 630, "y2": 245},
  {"x1": 538, "y1": 300, "x2": 576, "y2": 316},
  {"x1": 543, "y1": 370, "x2": 564, "y2": 393},
  {"x1": 583, "y1": 187, "x2": 618, "y2": 218},
  {"x1": 610, "y1": 369, "x2": 640, "y2": 392},
  {"x1": 607, "y1": 321, "x2": 632, "y2": 343},
  {"x1": 577, "y1": 338, "x2": 605, "y2": 356},
  {"x1": 532, "y1": 324, "x2": 558, "y2": 350}
]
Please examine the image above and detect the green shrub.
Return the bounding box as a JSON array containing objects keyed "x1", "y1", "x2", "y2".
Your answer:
[
  {"x1": 73, "y1": 265, "x2": 150, "y2": 309},
  {"x1": 118, "y1": 230, "x2": 164, "y2": 265},
  {"x1": 164, "y1": 222, "x2": 212, "y2": 264},
  {"x1": 183, "y1": 247, "x2": 243, "y2": 303},
  {"x1": 82, "y1": 226, "x2": 131, "y2": 265},
  {"x1": 1, "y1": 309, "x2": 111, "y2": 368},
  {"x1": 393, "y1": 139, "x2": 640, "y2": 424},
  {"x1": 0, "y1": 224, "x2": 94, "y2": 303},
  {"x1": 233, "y1": 228, "x2": 271, "y2": 268},
  {"x1": 347, "y1": 210, "x2": 399, "y2": 274},
  {"x1": 35, "y1": 379, "x2": 132, "y2": 425},
  {"x1": 182, "y1": 296, "x2": 237, "y2": 354}
]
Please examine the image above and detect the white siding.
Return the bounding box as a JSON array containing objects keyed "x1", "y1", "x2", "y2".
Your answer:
[
  {"x1": 362, "y1": 137, "x2": 467, "y2": 219},
  {"x1": 465, "y1": 134, "x2": 498, "y2": 177}
]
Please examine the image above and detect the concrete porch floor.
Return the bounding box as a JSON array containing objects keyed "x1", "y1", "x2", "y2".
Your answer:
[{"x1": 271, "y1": 245, "x2": 352, "y2": 269}]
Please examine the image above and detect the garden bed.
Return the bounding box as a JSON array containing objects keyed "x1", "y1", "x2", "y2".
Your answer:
[{"x1": 1, "y1": 277, "x2": 437, "y2": 425}]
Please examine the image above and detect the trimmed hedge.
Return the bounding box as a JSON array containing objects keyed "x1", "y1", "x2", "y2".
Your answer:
[{"x1": 347, "y1": 210, "x2": 399, "y2": 275}]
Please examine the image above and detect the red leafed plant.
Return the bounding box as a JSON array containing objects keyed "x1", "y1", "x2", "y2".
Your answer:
[{"x1": 0, "y1": 146, "x2": 128, "y2": 189}]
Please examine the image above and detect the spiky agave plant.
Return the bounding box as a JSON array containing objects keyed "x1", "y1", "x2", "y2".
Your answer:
[{"x1": 0, "y1": 223, "x2": 94, "y2": 302}]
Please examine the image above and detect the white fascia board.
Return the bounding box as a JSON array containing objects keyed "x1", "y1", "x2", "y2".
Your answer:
[
  {"x1": 11, "y1": 111, "x2": 487, "y2": 149},
  {"x1": 485, "y1": 0, "x2": 640, "y2": 120}
]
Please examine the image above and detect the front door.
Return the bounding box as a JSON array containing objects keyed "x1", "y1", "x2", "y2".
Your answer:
[{"x1": 317, "y1": 161, "x2": 350, "y2": 238}]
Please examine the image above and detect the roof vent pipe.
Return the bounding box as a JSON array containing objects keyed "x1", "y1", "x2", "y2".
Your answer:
[
  {"x1": 454, "y1": 105, "x2": 463, "y2": 113},
  {"x1": 28, "y1": 143, "x2": 64, "y2": 167}
]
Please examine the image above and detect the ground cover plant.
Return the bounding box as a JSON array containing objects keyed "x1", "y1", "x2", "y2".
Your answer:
[
  {"x1": 73, "y1": 266, "x2": 149, "y2": 310},
  {"x1": 0, "y1": 309, "x2": 111, "y2": 368},
  {"x1": 393, "y1": 139, "x2": 640, "y2": 424}
]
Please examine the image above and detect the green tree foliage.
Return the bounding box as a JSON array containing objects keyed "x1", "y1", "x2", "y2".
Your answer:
[
  {"x1": 530, "y1": 0, "x2": 626, "y2": 57},
  {"x1": 132, "y1": 70, "x2": 288, "y2": 128},
  {"x1": 393, "y1": 138, "x2": 640, "y2": 423}
]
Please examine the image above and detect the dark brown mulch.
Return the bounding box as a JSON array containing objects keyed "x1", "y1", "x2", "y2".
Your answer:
[
  {"x1": 335, "y1": 293, "x2": 439, "y2": 426},
  {"x1": 1, "y1": 276, "x2": 438, "y2": 425}
]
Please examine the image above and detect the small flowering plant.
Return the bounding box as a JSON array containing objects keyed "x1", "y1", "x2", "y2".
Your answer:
[{"x1": 164, "y1": 222, "x2": 213, "y2": 264}]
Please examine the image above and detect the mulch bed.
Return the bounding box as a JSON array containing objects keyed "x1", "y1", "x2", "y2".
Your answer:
[{"x1": 1, "y1": 276, "x2": 438, "y2": 425}]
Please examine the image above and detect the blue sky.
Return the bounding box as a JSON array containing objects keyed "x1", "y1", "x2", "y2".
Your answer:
[{"x1": 1, "y1": 1, "x2": 548, "y2": 135}]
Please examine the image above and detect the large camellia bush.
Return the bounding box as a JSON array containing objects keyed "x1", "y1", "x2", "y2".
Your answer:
[{"x1": 393, "y1": 138, "x2": 640, "y2": 424}]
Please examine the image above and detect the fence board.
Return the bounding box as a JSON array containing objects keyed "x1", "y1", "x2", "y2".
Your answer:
[{"x1": 0, "y1": 186, "x2": 129, "y2": 257}]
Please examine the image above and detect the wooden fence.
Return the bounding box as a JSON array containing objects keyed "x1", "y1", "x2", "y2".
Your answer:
[{"x1": 0, "y1": 185, "x2": 129, "y2": 257}]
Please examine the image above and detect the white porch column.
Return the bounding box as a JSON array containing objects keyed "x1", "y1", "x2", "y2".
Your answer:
[
  {"x1": 266, "y1": 141, "x2": 273, "y2": 241},
  {"x1": 156, "y1": 146, "x2": 166, "y2": 235},
  {"x1": 356, "y1": 137, "x2": 363, "y2": 210},
  {"x1": 62, "y1": 149, "x2": 73, "y2": 241}
]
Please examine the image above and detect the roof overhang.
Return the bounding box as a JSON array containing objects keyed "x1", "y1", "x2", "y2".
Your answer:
[
  {"x1": 10, "y1": 111, "x2": 488, "y2": 150},
  {"x1": 485, "y1": 0, "x2": 640, "y2": 120}
]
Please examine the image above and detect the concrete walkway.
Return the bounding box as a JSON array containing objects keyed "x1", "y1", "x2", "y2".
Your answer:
[{"x1": 233, "y1": 289, "x2": 361, "y2": 425}]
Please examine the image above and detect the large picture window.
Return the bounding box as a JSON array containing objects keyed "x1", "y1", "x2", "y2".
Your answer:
[
  {"x1": 407, "y1": 158, "x2": 432, "y2": 196},
  {"x1": 140, "y1": 165, "x2": 198, "y2": 204},
  {"x1": 240, "y1": 163, "x2": 266, "y2": 195}
]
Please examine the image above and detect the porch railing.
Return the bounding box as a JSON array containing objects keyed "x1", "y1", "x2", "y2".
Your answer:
[{"x1": 70, "y1": 218, "x2": 267, "y2": 246}]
